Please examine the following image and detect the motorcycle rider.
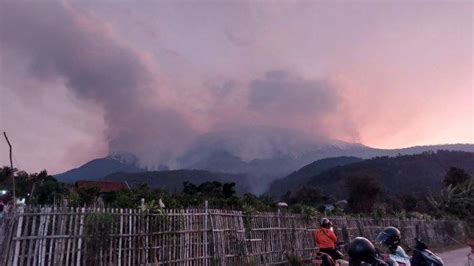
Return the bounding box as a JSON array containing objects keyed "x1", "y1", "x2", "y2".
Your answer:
[
  {"x1": 314, "y1": 218, "x2": 343, "y2": 261},
  {"x1": 348, "y1": 237, "x2": 387, "y2": 265},
  {"x1": 376, "y1": 227, "x2": 403, "y2": 252},
  {"x1": 375, "y1": 226, "x2": 411, "y2": 264},
  {"x1": 376, "y1": 226, "x2": 443, "y2": 266}
]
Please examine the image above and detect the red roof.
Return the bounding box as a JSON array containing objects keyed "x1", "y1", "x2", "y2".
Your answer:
[{"x1": 75, "y1": 181, "x2": 129, "y2": 193}]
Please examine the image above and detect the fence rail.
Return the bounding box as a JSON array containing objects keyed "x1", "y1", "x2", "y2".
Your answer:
[{"x1": 0, "y1": 206, "x2": 464, "y2": 265}]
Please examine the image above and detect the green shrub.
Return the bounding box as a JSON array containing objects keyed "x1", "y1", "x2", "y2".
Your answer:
[
  {"x1": 84, "y1": 213, "x2": 114, "y2": 252},
  {"x1": 289, "y1": 204, "x2": 319, "y2": 224}
]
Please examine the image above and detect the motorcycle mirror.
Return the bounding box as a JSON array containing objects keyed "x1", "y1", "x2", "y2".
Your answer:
[{"x1": 414, "y1": 238, "x2": 428, "y2": 250}]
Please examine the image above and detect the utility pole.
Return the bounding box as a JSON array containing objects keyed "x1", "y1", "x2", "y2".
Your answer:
[{"x1": 3, "y1": 132, "x2": 16, "y2": 206}]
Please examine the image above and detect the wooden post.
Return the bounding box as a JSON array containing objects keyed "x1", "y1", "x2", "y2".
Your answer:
[
  {"x1": 118, "y1": 208, "x2": 123, "y2": 266},
  {"x1": 277, "y1": 208, "x2": 283, "y2": 259},
  {"x1": 39, "y1": 207, "x2": 51, "y2": 266},
  {"x1": 204, "y1": 201, "x2": 209, "y2": 266},
  {"x1": 47, "y1": 206, "x2": 56, "y2": 266},
  {"x1": 128, "y1": 208, "x2": 132, "y2": 266},
  {"x1": 76, "y1": 207, "x2": 85, "y2": 266},
  {"x1": 12, "y1": 206, "x2": 24, "y2": 266},
  {"x1": 3, "y1": 132, "x2": 16, "y2": 206},
  {"x1": 26, "y1": 209, "x2": 38, "y2": 266}
]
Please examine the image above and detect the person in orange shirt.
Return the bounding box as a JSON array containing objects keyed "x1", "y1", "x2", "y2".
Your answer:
[{"x1": 314, "y1": 218, "x2": 343, "y2": 261}]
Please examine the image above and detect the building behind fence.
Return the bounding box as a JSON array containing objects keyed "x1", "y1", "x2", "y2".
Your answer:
[{"x1": 0, "y1": 205, "x2": 464, "y2": 266}]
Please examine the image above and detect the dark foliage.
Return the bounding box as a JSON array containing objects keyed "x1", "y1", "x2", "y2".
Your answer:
[
  {"x1": 104, "y1": 169, "x2": 250, "y2": 194},
  {"x1": 302, "y1": 151, "x2": 474, "y2": 198},
  {"x1": 443, "y1": 167, "x2": 471, "y2": 187},
  {"x1": 267, "y1": 156, "x2": 363, "y2": 197},
  {"x1": 0, "y1": 168, "x2": 66, "y2": 204},
  {"x1": 282, "y1": 185, "x2": 332, "y2": 208},
  {"x1": 75, "y1": 187, "x2": 100, "y2": 206},
  {"x1": 223, "y1": 183, "x2": 236, "y2": 198},
  {"x1": 183, "y1": 181, "x2": 236, "y2": 199},
  {"x1": 428, "y1": 178, "x2": 474, "y2": 237},
  {"x1": 346, "y1": 176, "x2": 382, "y2": 213},
  {"x1": 2, "y1": 151, "x2": 473, "y2": 222}
]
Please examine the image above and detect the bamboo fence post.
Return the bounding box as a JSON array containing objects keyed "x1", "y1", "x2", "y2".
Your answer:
[
  {"x1": 145, "y1": 209, "x2": 149, "y2": 264},
  {"x1": 118, "y1": 208, "x2": 123, "y2": 266},
  {"x1": 219, "y1": 211, "x2": 225, "y2": 265},
  {"x1": 70, "y1": 208, "x2": 78, "y2": 266},
  {"x1": 98, "y1": 207, "x2": 103, "y2": 266},
  {"x1": 26, "y1": 208, "x2": 37, "y2": 266},
  {"x1": 40, "y1": 207, "x2": 51, "y2": 266},
  {"x1": 4, "y1": 212, "x2": 18, "y2": 265},
  {"x1": 204, "y1": 201, "x2": 208, "y2": 266},
  {"x1": 76, "y1": 207, "x2": 84, "y2": 266},
  {"x1": 16, "y1": 207, "x2": 28, "y2": 266},
  {"x1": 33, "y1": 207, "x2": 44, "y2": 266},
  {"x1": 171, "y1": 209, "x2": 175, "y2": 263},
  {"x1": 133, "y1": 208, "x2": 137, "y2": 265},
  {"x1": 47, "y1": 207, "x2": 56, "y2": 266},
  {"x1": 65, "y1": 207, "x2": 74, "y2": 266},
  {"x1": 107, "y1": 208, "x2": 114, "y2": 266},
  {"x1": 56, "y1": 206, "x2": 66, "y2": 265},
  {"x1": 19, "y1": 208, "x2": 30, "y2": 266},
  {"x1": 12, "y1": 206, "x2": 24, "y2": 266},
  {"x1": 128, "y1": 208, "x2": 132, "y2": 266}
]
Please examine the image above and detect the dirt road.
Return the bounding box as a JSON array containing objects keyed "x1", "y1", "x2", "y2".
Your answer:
[{"x1": 439, "y1": 247, "x2": 471, "y2": 266}]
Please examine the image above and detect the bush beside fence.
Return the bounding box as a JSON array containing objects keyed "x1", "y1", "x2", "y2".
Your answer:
[{"x1": 0, "y1": 206, "x2": 464, "y2": 265}]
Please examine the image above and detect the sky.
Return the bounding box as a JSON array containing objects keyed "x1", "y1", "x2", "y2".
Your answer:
[{"x1": 0, "y1": 0, "x2": 473, "y2": 174}]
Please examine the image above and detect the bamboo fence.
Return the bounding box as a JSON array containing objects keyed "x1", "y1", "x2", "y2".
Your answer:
[{"x1": 0, "y1": 205, "x2": 464, "y2": 266}]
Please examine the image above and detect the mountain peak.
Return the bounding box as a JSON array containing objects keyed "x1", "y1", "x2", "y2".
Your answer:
[{"x1": 107, "y1": 151, "x2": 139, "y2": 166}]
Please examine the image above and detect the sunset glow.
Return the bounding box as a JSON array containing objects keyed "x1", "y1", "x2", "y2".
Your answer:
[{"x1": 0, "y1": 0, "x2": 472, "y2": 173}]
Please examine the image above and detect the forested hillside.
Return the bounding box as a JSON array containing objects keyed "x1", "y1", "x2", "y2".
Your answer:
[
  {"x1": 296, "y1": 151, "x2": 474, "y2": 199},
  {"x1": 267, "y1": 156, "x2": 363, "y2": 196}
]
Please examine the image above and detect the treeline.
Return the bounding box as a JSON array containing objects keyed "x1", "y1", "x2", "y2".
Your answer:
[
  {"x1": 0, "y1": 166, "x2": 472, "y2": 236},
  {"x1": 296, "y1": 150, "x2": 474, "y2": 198},
  {"x1": 0, "y1": 167, "x2": 277, "y2": 213},
  {"x1": 283, "y1": 166, "x2": 473, "y2": 236}
]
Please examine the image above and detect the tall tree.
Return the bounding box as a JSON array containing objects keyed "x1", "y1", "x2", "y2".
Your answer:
[
  {"x1": 444, "y1": 167, "x2": 471, "y2": 187},
  {"x1": 0, "y1": 166, "x2": 16, "y2": 184},
  {"x1": 346, "y1": 176, "x2": 382, "y2": 213},
  {"x1": 222, "y1": 182, "x2": 236, "y2": 198}
]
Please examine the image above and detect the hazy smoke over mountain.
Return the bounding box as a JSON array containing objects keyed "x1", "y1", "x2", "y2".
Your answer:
[
  {"x1": 249, "y1": 71, "x2": 338, "y2": 116},
  {"x1": 0, "y1": 1, "x2": 195, "y2": 167},
  {"x1": 0, "y1": 1, "x2": 351, "y2": 168},
  {"x1": 1, "y1": 1, "x2": 471, "y2": 174}
]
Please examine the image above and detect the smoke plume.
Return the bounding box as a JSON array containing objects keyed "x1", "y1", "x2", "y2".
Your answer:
[{"x1": 0, "y1": 1, "x2": 194, "y2": 167}]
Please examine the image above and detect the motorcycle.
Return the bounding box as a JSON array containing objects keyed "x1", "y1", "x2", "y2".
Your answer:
[
  {"x1": 344, "y1": 236, "x2": 443, "y2": 266},
  {"x1": 381, "y1": 245, "x2": 411, "y2": 266},
  {"x1": 313, "y1": 242, "x2": 349, "y2": 266},
  {"x1": 314, "y1": 232, "x2": 444, "y2": 266},
  {"x1": 379, "y1": 238, "x2": 443, "y2": 266},
  {"x1": 410, "y1": 238, "x2": 444, "y2": 266}
]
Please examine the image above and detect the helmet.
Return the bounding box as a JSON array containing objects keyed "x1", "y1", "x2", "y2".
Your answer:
[
  {"x1": 348, "y1": 237, "x2": 376, "y2": 263},
  {"x1": 320, "y1": 217, "x2": 332, "y2": 228},
  {"x1": 376, "y1": 226, "x2": 401, "y2": 252}
]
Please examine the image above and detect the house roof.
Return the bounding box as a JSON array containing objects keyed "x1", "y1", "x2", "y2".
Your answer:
[{"x1": 75, "y1": 180, "x2": 129, "y2": 193}]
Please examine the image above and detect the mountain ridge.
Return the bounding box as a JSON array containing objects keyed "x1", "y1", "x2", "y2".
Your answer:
[
  {"x1": 55, "y1": 154, "x2": 145, "y2": 184},
  {"x1": 266, "y1": 156, "x2": 364, "y2": 197},
  {"x1": 54, "y1": 130, "x2": 474, "y2": 194},
  {"x1": 288, "y1": 150, "x2": 474, "y2": 199}
]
